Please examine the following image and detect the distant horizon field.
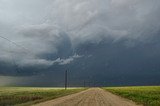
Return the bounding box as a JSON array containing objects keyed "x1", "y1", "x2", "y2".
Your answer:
[
  {"x1": 0, "y1": 87, "x2": 85, "y2": 106},
  {"x1": 0, "y1": 86, "x2": 160, "y2": 106},
  {"x1": 104, "y1": 86, "x2": 160, "y2": 106}
]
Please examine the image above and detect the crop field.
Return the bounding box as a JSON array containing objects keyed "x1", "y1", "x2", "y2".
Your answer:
[
  {"x1": 104, "y1": 86, "x2": 160, "y2": 106},
  {"x1": 0, "y1": 87, "x2": 85, "y2": 106}
]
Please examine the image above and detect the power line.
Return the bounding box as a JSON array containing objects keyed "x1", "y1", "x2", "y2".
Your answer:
[
  {"x1": 0, "y1": 35, "x2": 40, "y2": 67},
  {"x1": 0, "y1": 35, "x2": 29, "y2": 51},
  {"x1": 0, "y1": 35, "x2": 38, "y2": 57}
]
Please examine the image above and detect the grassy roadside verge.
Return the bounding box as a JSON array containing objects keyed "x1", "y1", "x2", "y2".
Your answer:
[
  {"x1": 103, "y1": 86, "x2": 160, "y2": 106},
  {"x1": 0, "y1": 87, "x2": 86, "y2": 106}
]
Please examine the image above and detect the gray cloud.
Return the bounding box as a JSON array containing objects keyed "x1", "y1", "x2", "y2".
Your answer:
[
  {"x1": 0, "y1": 0, "x2": 160, "y2": 86},
  {"x1": 1, "y1": 0, "x2": 160, "y2": 66}
]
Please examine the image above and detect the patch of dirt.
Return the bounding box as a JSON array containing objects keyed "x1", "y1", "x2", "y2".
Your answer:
[{"x1": 32, "y1": 88, "x2": 142, "y2": 106}]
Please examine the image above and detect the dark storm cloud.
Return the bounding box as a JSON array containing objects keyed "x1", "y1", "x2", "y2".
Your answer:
[{"x1": 0, "y1": 0, "x2": 160, "y2": 86}]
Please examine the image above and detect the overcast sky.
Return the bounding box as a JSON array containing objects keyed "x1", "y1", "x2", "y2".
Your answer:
[{"x1": 0, "y1": 0, "x2": 160, "y2": 86}]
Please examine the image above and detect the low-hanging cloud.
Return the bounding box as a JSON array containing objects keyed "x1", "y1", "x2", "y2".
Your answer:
[
  {"x1": 19, "y1": 54, "x2": 82, "y2": 67},
  {"x1": 53, "y1": 54, "x2": 83, "y2": 65}
]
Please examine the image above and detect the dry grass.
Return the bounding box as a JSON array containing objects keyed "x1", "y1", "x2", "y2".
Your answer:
[{"x1": 0, "y1": 87, "x2": 85, "y2": 106}]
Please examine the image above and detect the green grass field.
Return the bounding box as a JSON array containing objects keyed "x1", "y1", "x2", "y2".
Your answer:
[
  {"x1": 104, "y1": 86, "x2": 160, "y2": 106},
  {"x1": 0, "y1": 87, "x2": 85, "y2": 106}
]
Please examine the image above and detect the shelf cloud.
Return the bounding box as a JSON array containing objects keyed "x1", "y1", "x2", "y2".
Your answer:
[{"x1": 0, "y1": 0, "x2": 160, "y2": 86}]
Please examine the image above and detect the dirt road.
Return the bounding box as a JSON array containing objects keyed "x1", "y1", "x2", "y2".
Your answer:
[{"x1": 33, "y1": 88, "x2": 141, "y2": 106}]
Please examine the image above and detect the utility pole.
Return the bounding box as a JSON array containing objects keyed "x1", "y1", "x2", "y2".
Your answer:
[{"x1": 65, "y1": 70, "x2": 68, "y2": 90}]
